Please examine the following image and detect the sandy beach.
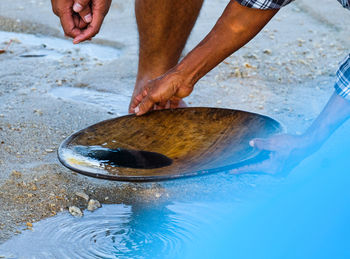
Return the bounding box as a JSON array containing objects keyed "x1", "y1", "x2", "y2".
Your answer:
[{"x1": 0, "y1": 0, "x2": 349, "y2": 243}]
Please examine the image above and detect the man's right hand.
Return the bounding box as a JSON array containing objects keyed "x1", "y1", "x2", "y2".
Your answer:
[
  {"x1": 51, "y1": 0, "x2": 87, "y2": 39},
  {"x1": 71, "y1": 0, "x2": 112, "y2": 44},
  {"x1": 51, "y1": 0, "x2": 112, "y2": 44}
]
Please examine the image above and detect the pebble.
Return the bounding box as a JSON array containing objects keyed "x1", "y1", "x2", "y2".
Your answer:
[
  {"x1": 75, "y1": 192, "x2": 89, "y2": 202},
  {"x1": 69, "y1": 206, "x2": 83, "y2": 217},
  {"x1": 33, "y1": 109, "x2": 43, "y2": 116},
  {"x1": 11, "y1": 170, "x2": 22, "y2": 178},
  {"x1": 45, "y1": 148, "x2": 54, "y2": 153},
  {"x1": 26, "y1": 222, "x2": 33, "y2": 228},
  {"x1": 87, "y1": 199, "x2": 101, "y2": 212}
]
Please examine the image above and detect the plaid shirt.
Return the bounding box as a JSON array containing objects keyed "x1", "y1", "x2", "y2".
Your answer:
[
  {"x1": 335, "y1": 55, "x2": 350, "y2": 100},
  {"x1": 235, "y1": 0, "x2": 350, "y2": 100},
  {"x1": 235, "y1": 0, "x2": 350, "y2": 10}
]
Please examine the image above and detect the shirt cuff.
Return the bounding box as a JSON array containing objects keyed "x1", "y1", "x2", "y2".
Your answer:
[
  {"x1": 334, "y1": 54, "x2": 350, "y2": 101},
  {"x1": 235, "y1": 0, "x2": 294, "y2": 10}
]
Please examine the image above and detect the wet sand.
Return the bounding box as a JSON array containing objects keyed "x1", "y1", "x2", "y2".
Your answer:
[{"x1": 0, "y1": 0, "x2": 349, "y2": 243}]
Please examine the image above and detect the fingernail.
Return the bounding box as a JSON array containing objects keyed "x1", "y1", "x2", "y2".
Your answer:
[
  {"x1": 135, "y1": 106, "x2": 139, "y2": 114},
  {"x1": 249, "y1": 140, "x2": 255, "y2": 147},
  {"x1": 84, "y1": 13, "x2": 92, "y2": 23},
  {"x1": 73, "y1": 3, "x2": 83, "y2": 12}
]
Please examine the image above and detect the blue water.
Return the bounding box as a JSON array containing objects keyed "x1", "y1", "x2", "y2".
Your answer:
[{"x1": 1, "y1": 121, "x2": 349, "y2": 259}]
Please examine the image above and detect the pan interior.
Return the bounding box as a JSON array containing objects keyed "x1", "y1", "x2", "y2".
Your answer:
[{"x1": 58, "y1": 108, "x2": 282, "y2": 180}]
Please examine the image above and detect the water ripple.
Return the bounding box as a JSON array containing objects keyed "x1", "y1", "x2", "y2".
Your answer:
[{"x1": 0, "y1": 203, "x2": 202, "y2": 259}]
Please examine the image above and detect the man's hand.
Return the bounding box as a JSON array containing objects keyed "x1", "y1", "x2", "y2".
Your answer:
[
  {"x1": 51, "y1": 0, "x2": 87, "y2": 38},
  {"x1": 130, "y1": 71, "x2": 194, "y2": 115},
  {"x1": 51, "y1": 0, "x2": 111, "y2": 43},
  {"x1": 72, "y1": 0, "x2": 112, "y2": 44},
  {"x1": 231, "y1": 134, "x2": 314, "y2": 176}
]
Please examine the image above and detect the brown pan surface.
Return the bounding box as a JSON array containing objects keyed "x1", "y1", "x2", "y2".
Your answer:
[{"x1": 58, "y1": 108, "x2": 282, "y2": 181}]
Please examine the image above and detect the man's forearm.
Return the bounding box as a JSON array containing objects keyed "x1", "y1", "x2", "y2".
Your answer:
[
  {"x1": 303, "y1": 92, "x2": 350, "y2": 149},
  {"x1": 174, "y1": 1, "x2": 278, "y2": 86}
]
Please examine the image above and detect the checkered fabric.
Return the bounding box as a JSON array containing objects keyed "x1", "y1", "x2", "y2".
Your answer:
[
  {"x1": 337, "y1": 0, "x2": 350, "y2": 9},
  {"x1": 334, "y1": 55, "x2": 350, "y2": 100},
  {"x1": 235, "y1": 0, "x2": 294, "y2": 9},
  {"x1": 235, "y1": 0, "x2": 349, "y2": 10}
]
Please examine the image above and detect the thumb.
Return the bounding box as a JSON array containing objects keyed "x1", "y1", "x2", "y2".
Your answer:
[
  {"x1": 135, "y1": 95, "x2": 155, "y2": 116},
  {"x1": 250, "y1": 138, "x2": 275, "y2": 151},
  {"x1": 73, "y1": 0, "x2": 90, "y2": 12}
]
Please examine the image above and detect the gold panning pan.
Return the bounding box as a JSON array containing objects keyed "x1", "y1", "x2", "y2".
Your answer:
[{"x1": 58, "y1": 108, "x2": 282, "y2": 181}]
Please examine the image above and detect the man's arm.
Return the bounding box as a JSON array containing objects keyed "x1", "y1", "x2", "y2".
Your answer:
[
  {"x1": 232, "y1": 92, "x2": 350, "y2": 175},
  {"x1": 131, "y1": 1, "x2": 278, "y2": 115}
]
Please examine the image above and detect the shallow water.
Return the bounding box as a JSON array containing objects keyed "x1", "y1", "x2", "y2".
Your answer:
[
  {"x1": 50, "y1": 87, "x2": 130, "y2": 116},
  {"x1": 0, "y1": 202, "x2": 225, "y2": 259},
  {"x1": 0, "y1": 31, "x2": 122, "y2": 61}
]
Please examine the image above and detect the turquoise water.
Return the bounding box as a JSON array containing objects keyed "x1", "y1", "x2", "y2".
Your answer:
[{"x1": 1, "y1": 122, "x2": 349, "y2": 258}]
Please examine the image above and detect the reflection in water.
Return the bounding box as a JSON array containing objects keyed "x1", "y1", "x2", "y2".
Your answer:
[{"x1": 74, "y1": 146, "x2": 173, "y2": 169}]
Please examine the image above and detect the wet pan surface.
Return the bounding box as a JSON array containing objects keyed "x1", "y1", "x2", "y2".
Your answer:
[{"x1": 58, "y1": 108, "x2": 283, "y2": 181}]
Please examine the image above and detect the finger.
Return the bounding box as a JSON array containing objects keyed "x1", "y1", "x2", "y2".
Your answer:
[
  {"x1": 129, "y1": 92, "x2": 145, "y2": 114},
  {"x1": 135, "y1": 95, "x2": 156, "y2": 116},
  {"x1": 250, "y1": 138, "x2": 277, "y2": 151},
  {"x1": 60, "y1": 12, "x2": 81, "y2": 38},
  {"x1": 73, "y1": 0, "x2": 90, "y2": 13},
  {"x1": 79, "y1": 5, "x2": 92, "y2": 23},
  {"x1": 73, "y1": 5, "x2": 106, "y2": 44},
  {"x1": 230, "y1": 160, "x2": 274, "y2": 175},
  {"x1": 73, "y1": 13, "x2": 88, "y2": 30}
]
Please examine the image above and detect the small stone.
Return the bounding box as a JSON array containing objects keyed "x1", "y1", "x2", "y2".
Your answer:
[
  {"x1": 75, "y1": 192, "x2": 89, "y2": 202},
  {"x1": 87, "y1": 199, "x2": 101, "y2": 212},
  {"x1": 233, "y1": 68, "x2": 241, "y2": 78},
  {"x1": 11, "y1": 170, "x2": 22, "y2": 178},
  {"x1": 244, "y1": 63, "x2": 254, "y2": 69},
  {"x1": 26, "y1": 222, "x2": 33, "y2": 228},
  {"x1": 69, "y1": 206, "x2": 83, "y2": 217},
  {"x1": 45, "y1": 148, "x2": 54, "y2": 153},
  {"x1": 263, "y1": 49, "x2": 271, "y2": 55},
  {"x1": 33, "y1": 109, "x2": 43, "y2": 116},
  {"x1": 155, "y1": 193, "x2": 161, "y2": 198}
]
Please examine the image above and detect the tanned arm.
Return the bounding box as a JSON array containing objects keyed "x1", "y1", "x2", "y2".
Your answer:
[{"x1": 131, "y1": 1, "x2": 278, "y2": 115}]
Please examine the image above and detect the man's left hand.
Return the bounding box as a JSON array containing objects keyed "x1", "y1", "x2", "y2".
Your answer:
[{"x1": 231, "y1": 134, "x2": 314, "y2": 175}]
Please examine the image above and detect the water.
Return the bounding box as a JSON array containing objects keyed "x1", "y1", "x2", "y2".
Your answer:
[
  {"x1": 0, "y1": 203, "x2": 218, "y2": 259},
  {"x1": 73, "y1": 145, "x2": 173, "y2": 169},
  {"x1": 0, "y1": 31, "x2": 122, "y2": 61},
  {"x1": 50, "y1": 87, "x2": 130, "y2": 116}
]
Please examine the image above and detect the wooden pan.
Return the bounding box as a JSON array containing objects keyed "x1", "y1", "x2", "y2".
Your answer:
[{"x1": 58, "y1": 108, "x2": 282, "y2": 182}]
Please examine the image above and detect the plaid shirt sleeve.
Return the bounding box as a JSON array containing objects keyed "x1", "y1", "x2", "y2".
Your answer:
[
  {"x1": 334, "y1": 55, "x2": 350, "y2": 100},
  {"x1": 235, "y1": 0, "x2": 294, "y2": 9},
  {"x1": 337, "y1": 0, "x2": 350, "y2": 9}
]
